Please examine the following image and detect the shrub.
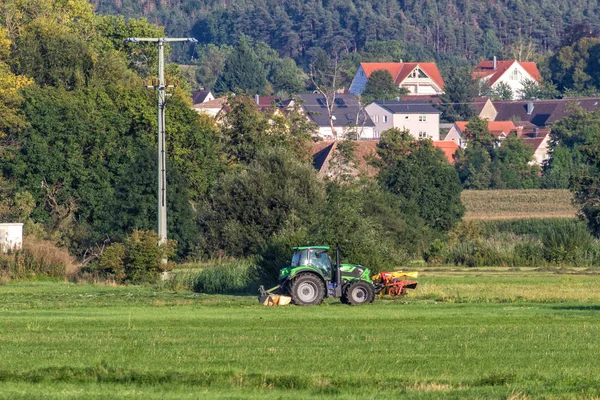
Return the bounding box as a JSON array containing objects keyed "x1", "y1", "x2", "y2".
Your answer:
[
  {"x1": 193, "y1": 259, "x2": 256, "y2": 294},
  {"x1": 95, "y1": 230, "x2": 176, "y2": 284},
  {"x1": 541, "y1": 220, "x2": 593, "y2": 263},
  {"x1": 0, "y1": 236, "x2": 76, "y2": 279},
  {"x1": 423, "y1": 239, "x2": 449, "y2": 264}
]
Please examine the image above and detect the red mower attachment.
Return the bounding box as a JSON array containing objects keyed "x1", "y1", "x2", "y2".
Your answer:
[{"x1": 372, "y1": 271, "x2": 418, "y2": 297}]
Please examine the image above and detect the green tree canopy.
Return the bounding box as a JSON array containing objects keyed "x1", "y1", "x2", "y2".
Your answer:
[
  {"x1": 455, "y1": 116, "x2": 540, "y2": 189},
  {"x1": 550, "y1": 37, "x2": 600, "y2": 93},
  {"x1": 377, "y1": 128, "x2": 464, "y2": 231},
  {"x1": 438, "y1": 67, "x2": 478, "y2": 122},
  {"x1": 360, "y1": 69, "x2": 408, "y2": 105},
  {"x1": 214, "y1": 38, "x2": 267, "y2": 95}
]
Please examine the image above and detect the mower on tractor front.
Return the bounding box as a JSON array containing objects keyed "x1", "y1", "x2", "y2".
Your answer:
[{"x1": 258, "y1": 246, "x2": 418, "y2": 306}]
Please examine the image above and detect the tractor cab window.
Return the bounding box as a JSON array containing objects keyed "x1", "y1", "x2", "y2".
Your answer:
[
  {"x1": 310, "y1": 250, "x2": 332, "y2": 276},
  {"x1": 291, "y1": 249, "x2": 309, "y2": 267}
]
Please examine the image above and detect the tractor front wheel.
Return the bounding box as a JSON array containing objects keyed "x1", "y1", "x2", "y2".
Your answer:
[
  {"x1": 289, "y1": 273, "x2": 325, "y2": 306},
  {"x1": 342, "y1": 281, "x2": 375, "y2": 305}
]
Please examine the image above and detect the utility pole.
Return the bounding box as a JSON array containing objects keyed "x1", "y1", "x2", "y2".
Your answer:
[{"x1": 124, "y1": 37, "x2": 197, "y2": 255}]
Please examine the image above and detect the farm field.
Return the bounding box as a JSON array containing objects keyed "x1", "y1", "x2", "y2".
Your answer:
[
  {"x1": 1, "y1": 271, "x2": 600, "y2": 399},
  {"x1": 462, "y1": 189, "x2": 577, "y2": 220}
]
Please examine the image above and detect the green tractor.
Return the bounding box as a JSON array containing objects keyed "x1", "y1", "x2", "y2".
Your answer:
[{"x1": 275, "y1": 245, "x2": 376, "y2": 306}]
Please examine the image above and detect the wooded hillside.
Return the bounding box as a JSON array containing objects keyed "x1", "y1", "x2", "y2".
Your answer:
[{"x1": 90, "y1": 0, "x2": 600, "y2": 64}]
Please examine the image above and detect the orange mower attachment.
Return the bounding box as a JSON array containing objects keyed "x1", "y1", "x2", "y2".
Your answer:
[{"x1": 372, "y1": 271, "x2": 418, "y2": 297}]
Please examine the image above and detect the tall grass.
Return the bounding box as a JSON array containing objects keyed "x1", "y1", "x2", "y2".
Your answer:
[
  {"x1": 164, "y1": 259, "x2": 257, "y2": 294},
  {"x1": 0, "y1": 236, "x2": 76, "y2": 281},
  {"x1": 427, "y1": 219, "x2": 600, "y2": 267}
]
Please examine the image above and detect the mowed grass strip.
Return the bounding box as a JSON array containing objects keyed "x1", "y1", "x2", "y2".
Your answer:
[
  {"x1": 462, "y1": 189, "x2": 578, "y2": 220},
  {"x1": 1, "y1": 276, "x2": 600, "y2": 398}
]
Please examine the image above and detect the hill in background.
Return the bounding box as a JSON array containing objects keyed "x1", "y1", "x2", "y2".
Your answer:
[{"x1": 90, "y1": 0, "x2": 600, "y2": 66}]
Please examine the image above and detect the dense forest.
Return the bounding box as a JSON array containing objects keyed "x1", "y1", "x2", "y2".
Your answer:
[{"x1": 91, "y1": 0, "x2": 600, "y2": 65}]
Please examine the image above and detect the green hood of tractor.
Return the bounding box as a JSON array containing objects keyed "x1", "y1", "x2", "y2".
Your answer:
[{"x1": 279, "y1": 263, "x2": 372, "y2": 283}]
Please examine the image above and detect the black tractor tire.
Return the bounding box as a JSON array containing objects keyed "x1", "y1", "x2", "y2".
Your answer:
[
  {"x1": 289, "y1": 273, "x2": 325, "y2": 306},
  {"x1": 342, "y1": 281, "x2": 375, "y2": 306}
]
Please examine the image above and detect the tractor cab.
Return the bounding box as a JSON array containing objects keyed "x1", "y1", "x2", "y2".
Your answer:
[{"x1": 289, "y1": 246, "x2": 333, "y2": 279}]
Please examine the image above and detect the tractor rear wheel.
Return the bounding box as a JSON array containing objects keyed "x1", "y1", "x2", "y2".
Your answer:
[
  {"x1": 342, "y1": 281, "x2": 375, "y2": 305},
  {"x1": 289, "y1": 273, "x2": 325, "y2": 306}
]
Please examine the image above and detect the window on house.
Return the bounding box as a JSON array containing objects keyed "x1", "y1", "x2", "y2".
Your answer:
[
  {"x1": 418, "y1": 131, "x2": 427, "y2": 139},
  {"x1": 411, "y1": 68, "x2": 427, "y2": 78},
  {"x1": 383, "y1": 116, "x2": 388, "y2": 123},
  {"x1": 375, "y1": 115, "x2": 379, "y2": 123},
  {"x1": 511, "y1": 69, "x2": 521, "y2": 81},
  {"x1": 419, "y1": 115, "x2": 427, "y2": 122}
]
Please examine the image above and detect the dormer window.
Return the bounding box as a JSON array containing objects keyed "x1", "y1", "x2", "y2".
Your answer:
[
  {"x1": 411, "y1": 68, "x2": 427, "y2": 78},
  {"x1": 511, "y1": 69, "x2": 521, "y2": 81}
]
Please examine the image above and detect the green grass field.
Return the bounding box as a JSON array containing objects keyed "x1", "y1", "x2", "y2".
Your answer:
[{"x1": 1, "y1": 271, "x2": 600, "y2": 399}]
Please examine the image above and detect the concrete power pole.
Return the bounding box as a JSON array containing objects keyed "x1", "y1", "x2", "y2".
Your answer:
[{"x1": 124, "y1": 37, "x2": 197, "y2": 256}]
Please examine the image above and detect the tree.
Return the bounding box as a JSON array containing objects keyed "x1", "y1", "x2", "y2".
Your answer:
[
  {"x1": 309, "y1": 49, "x2": 344, "y2": 139},
  {"x1": 438, "y1": 66, "x2": 478, "y2": 122},
  {"x1": 377, "y1": 128, "x2": 464, "y2": 231},
  {"x1": 488, "y1": 82, "x2": 513, "y2": 101},
  {"x1": 490, "y1": 135, "x2": 540, "y2": 189},
  {"x1": 268, "y1": 57, "x2": 306, "y2": 95},
  {"x1": 214, "y1": 37, "x2": 267, "y2": 95},
  {"x1": 480, "y1": 31, "x2": 503, "y2": 60},
  {"x1": 519, "y1": 79, "x2": 560, "y2": 100},
  {"x1": 192, "y1": 44, "x2": 232, "y2": 90},
  {"x1": 199, "y1": 147, "x2": 325, "y2": 257},
  {"x1": 0, "y1": 27, "x2": 30, "y2": 138},
  {"x1": 454, "y1": 116, "x2": 539, "y2": 189},
  {"x1": 360, "y1": 69, "x2": 408, "y2": 105},
  {"x1": 550, "y1": 37, "x2": 600, "y2": 93},
  {"x1": 568, "y1": 115, "x2": 600, "y2": 235},
  {"x1": 543, "y1": 106, "x2": 600, "y2": 189}
]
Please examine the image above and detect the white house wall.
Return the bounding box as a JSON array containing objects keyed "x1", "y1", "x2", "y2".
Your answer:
[
  {"x1": 392, "y1": 113, "x2": 440, "y2": 140},
  {"x1": 444, "y1": 126, "x2": 465, "y2": 148},
  {"x1": 365, "y1": 103, "x2": 394, "y2": 138},
  {"x1": 491, "y1": 62, "x2": 537, "y2": 100}
]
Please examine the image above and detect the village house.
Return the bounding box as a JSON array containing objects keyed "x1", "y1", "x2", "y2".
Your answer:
[
  {"x1": 191, "y1": 89, "x2": 215, "y2": 105},
  {"x1": 349, "y1": 62, "x2": 445, "y2": 96},
  {"x1": 365, "y1": 100, "x2": 442, "y2": 140},
  {"x1": 444, "y1": 119, "x2": 550, "y2": 165},
  {"x1": 472, "y1": 58, "x2": 541, "y2": 100},
  {"x1": 312, "y1": 140, "x2": 459, "y2": 179},
  {"x1": 191, "y1": 98, "x2": 226, "y2": 118},
  {"x1": 297, "y1": 93, "x2": 375, "y2": 140},
  {"x1": 445, "y1": 121, "x2": 518, "y2": 148}
]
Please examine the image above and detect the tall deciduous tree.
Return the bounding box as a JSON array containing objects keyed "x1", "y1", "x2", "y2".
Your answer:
[
  {"x1": 377, "y1": 128, "x2": 464, "y2": 231},
  {"x1": 360, "y1": 69, "x2": 408, "y2": 105},
  {"x1": 550, "y1": 37, "x2": 600, "y2": 93}
]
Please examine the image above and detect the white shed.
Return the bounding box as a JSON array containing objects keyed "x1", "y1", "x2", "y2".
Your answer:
[{"x1": 0, "y1": 223, "x2": 23, "y2": 253}]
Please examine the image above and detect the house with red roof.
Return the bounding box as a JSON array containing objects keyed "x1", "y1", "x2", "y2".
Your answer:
[
  {"x1": 444, "y1": 119, "x2": 550, "y2": 165},
  {"x1": 349, "y1": 62, "x2": 445, "y2": 97},
  {"x1": 472, "y1": 58, "x2": 541, "y2": 100},
  {"x1": 312, "y1": 139, "x2": 458, "y2": 179},
  {"x1": 445, "y1": 120, "x2": 518, "y2": 149}
]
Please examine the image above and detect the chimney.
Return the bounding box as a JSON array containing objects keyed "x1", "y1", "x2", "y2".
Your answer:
[
  {"x1": 516, "y1": 125, "x2": 523, "y2": 137},
  {"x1": 493, "y1": 56, "x2": 497, "y2": 71},
  {"x1": 527, "y1": 101, "x2": 534, "y2": 115},
  {"x1": 400, "y1": 59, "x2": 403, "y2": 63},
  {"x1": 255, "y1": 94, "x2": 259, "y2": 105}
]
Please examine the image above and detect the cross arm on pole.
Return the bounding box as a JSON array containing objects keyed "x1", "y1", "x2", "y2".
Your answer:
[{"x1": 124, "y1": 38, "x2": 198, "y2": 43}]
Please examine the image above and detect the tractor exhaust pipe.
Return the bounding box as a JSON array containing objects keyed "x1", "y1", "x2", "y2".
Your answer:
[{"x1": 335, "y1": 245, "x2": 342, "y2": 297}]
